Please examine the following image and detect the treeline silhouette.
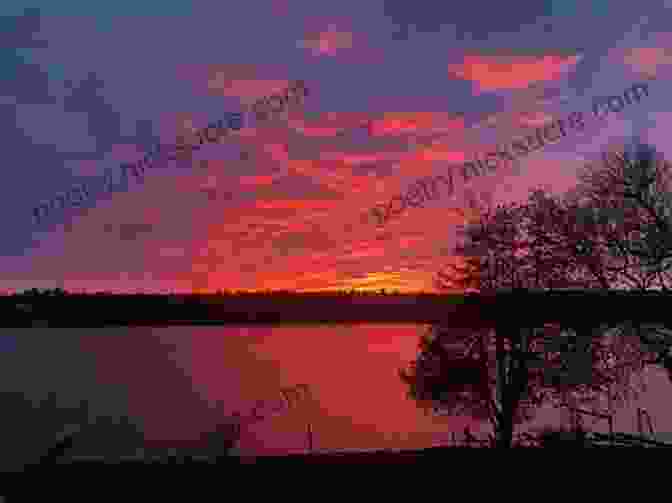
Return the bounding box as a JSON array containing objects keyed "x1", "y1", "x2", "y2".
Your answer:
[
  {"x1": 7, "y1": 287, "x2": 439, "y2": 296},
  {"x1": 4, "y1": 288, "x2": 672, "y2": 327},
  {"x1": 1, "y1": 289, "x2": 471, "y2": 326}
]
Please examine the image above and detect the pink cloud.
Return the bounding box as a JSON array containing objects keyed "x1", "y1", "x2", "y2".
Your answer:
[
  {"x1": 201, "y1": 64, "x2": 292, "y2": 102},
  {"x1": 622, "y1": 47, "x2": 672, "y2": 77},
  {"x1": 299, "y1": 23, "x2": 354, "y2": 57}
]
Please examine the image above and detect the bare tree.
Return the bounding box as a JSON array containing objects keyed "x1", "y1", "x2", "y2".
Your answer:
[
  {"x1": 435, "y1": 194, "x2": 607, "y2": 293},
  {"x1": 414, "y1": 175, "x2": 655, "y2": 447},
  {"x1": 435, "y1": 201, "x2": 532, "y2": 293},
  {"x1": 468, "y1": 140, "x2": 672, "y2": 384},
  {"x1": 559, "y1": 138, "x2": 672, "y2": 377},
  {"x1": 564, "y1": 138, "x2": 672, "y2": 290}
]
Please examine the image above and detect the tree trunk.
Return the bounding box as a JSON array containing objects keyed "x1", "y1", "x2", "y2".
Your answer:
[
  {"x1": 496, "y1": 325, "x2": 530, "y2": 448},
  {"x1": 499, "y1": 401, "x2": 514, "y2": 448},
  {"x1": 496, "y1": 326, "x2": 513, "y2": 448}
]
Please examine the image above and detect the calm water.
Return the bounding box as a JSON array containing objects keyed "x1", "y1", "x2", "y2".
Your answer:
[{"x1": 1, "y1": 324, "x2": 670, "y2": 468}]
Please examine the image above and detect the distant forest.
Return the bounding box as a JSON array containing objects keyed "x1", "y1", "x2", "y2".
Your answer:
[{"x1": 3, "y1": 287, "x2": 672, "y2": 327}]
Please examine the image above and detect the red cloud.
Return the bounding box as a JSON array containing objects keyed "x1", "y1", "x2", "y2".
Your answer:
[
  {"x1": 238, "y1": 175, "x2": 277, "y2": 186},
  {"x1": 448, "y1": 54, "x2": 582, "y2": 92},
  {"x1": 368, "y1": 112, "x2": 465, "y2": 137},
  {"x1": 288, "y1": 111, "x2": 371, "y2": 137}
]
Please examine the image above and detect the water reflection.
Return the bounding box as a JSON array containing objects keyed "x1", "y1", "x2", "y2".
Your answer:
[
  {"x1": 399, "y1": 320, "x2": 672, "y2": 447},
  {"x1": 0, "y1": 322, "x2": 670, "y2": 468}
]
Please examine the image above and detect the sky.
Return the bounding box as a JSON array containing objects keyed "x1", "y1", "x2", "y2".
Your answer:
[{"x1": 3, "y1": 0, "x2": 672, "y2": 293}]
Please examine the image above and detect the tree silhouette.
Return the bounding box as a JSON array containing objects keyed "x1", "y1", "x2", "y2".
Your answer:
[
  {"x1": 436, "y1": 192, "x2": 615, "y2": 293},
  {"x1": 404, "y1": 171, "x2": 655, "y2": 447},
  {"x1": 564, "y1": 138, "x2": 672, "y2": 290},
  {"x1": 559, "y1": 138, "x2": 672, "y2": 377},
  {"x1": 400, "y1": 321, "x2": 646, "y2": 448},
  {"x1": 450, "y1": 139, "x2": 672, "y2": 382}
]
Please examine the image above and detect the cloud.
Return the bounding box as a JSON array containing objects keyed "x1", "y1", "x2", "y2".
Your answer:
[
  {"x1": 368, "y1": 112, "x2": 466, "y2": 137},
  {"x1": 448, "y1": 54, "x2": 582, "y2": 92},
  {"x1": 621, "y1": 46, "x2": 672, "y2": 78},
  {"x1": 204, "y1": 64, "x2": 292, "y2": 102},
  {"x1": 298, "y1": 23, "x2": 354, "y2": 57}
]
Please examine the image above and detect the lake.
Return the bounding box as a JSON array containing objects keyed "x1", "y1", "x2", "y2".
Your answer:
[{"x1": 1, "y1": 324, "x2": 671, "y2": 468}]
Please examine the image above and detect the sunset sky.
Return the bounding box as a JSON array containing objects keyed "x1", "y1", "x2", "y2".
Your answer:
[{"x1": 3, "y1": 1, "x2": 672, "y2": 293}]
